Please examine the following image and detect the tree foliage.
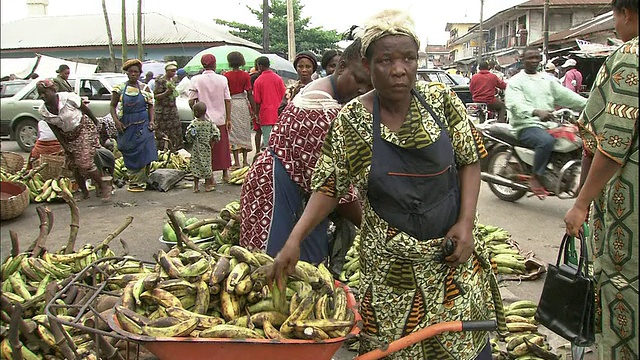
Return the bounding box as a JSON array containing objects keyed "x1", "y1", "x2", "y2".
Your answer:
[{"x1": 214, "y1": 0, "x2": 340, "y2": 58}]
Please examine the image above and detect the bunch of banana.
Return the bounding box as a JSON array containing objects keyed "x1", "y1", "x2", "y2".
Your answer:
[
  {"x1": 113, "y1": 157, "x2": 129, "y2": 180},
  {"x1": 227, "y1": 166, "x2": 250, "y2": 185},
  {"x1": 29, "y1": 177, "x2": 74, "y2": 203},
  {"x1": 160, "y1": 211, "x2": 234, "y2": 253},
  {"x1": 0, "y1": 243, "x2": 125, "y2": 359},
  {"x1": 150, "y1": 150, "x2": 190, "y2": 172},
  {"x1": 219, "y1": 201, "x2": 240, "y2": 222},
  {"x1": 339, "y1": 233, "x2": 361, "y2": 289},
  {"x1": 114, "y1": 245, "x2": 355, "y2": 341},
  {"x1": 476, "y1": 224, "x2": 528, "y2": 277},
  {"x1": 486, "y1": 301, "x2": 561, "y2": 360},
  {"x1": 218, "y1": 201, "x2": 241, "y2": 245}
]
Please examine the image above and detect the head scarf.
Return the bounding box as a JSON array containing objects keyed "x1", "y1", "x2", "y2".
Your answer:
[
  {"x1": 201, "y1": 54, "x2": 217, "y2": 68},
  {"x1": 36, "y1": 79, "x2": 56, "y2": 90},
  {"x1": 164, "y1": 61, "x2": 178, "y2": 71},
  {"x1": 176, "y1": 68, "x2": 186, "y2": 76},
  {"x1": 293, "y1": 51, "x2": 318, "y2": 73},
  {"x1": 122, "y1": 59, "x2": 143, "y2": 71},
  {"x1": 360, "y1": 9, "x2": 420, "y2": 57}
]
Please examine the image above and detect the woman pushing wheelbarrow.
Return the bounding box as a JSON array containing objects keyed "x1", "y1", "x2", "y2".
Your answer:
[{"x1": 269, "y1": 9, "x2": 507, "y2": 360}]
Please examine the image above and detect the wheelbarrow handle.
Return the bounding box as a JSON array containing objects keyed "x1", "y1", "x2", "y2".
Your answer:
[{"x1": 354, "y1": 320, "x2": 497, "y2": 360}]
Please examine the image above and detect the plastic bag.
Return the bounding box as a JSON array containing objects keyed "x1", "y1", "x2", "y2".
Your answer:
[{"x1": 147, "y1": 169, "x2": 186, "y2": 192}]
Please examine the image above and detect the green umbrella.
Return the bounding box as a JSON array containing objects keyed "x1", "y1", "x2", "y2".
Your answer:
[{"x1": 184, "y1": 45, "x2": 263, "y2": 74}]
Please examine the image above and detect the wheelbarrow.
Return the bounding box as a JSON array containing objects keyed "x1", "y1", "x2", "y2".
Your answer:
[{"x1": 108, "y1": 278, "x2": 497, "y2": 360}]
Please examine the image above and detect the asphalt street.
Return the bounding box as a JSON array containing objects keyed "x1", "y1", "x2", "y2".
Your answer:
[{"x1": 0, "y1": 140, "x2": 594, "y2": 359}]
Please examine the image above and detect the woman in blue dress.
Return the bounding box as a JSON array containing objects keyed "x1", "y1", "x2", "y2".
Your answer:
[{"x1": 109, "y1": 59, "x2": 158, "y2": 191}]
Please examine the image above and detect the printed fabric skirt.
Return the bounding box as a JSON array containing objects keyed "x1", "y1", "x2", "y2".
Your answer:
[
  {"x1": 61, "y1": 116, "x2": 100, "y2": 175},
  {"x1": 228, "y1": 93, "x2": 253, "y2": 151},
  {"x1": 212, "y1": 125, "x2": 232, "y2": 171}
]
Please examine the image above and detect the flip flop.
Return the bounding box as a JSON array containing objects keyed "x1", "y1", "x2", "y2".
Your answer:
[
  {"x1": 127, "y1": 185, "x2": 145, "y2": 193},
  {"x1": 205, "y1": 185, "x2": 216, "y2": 192}
]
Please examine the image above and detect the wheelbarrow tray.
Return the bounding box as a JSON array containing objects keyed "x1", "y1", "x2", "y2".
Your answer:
[{"x1": 108, "y1": 282, "x2": 361, "y2": 360}]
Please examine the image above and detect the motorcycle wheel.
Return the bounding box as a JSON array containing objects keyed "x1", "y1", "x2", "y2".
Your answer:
[{"x1": 487, "y1": 148, "x2": 527, "y2": 202}]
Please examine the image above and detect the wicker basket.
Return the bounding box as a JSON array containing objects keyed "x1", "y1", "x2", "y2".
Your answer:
[
  {"x1": 37, "y1": 153, "x2": 74, "y2": 180},
  {"x1": 0, "y1": 151, "x2": 25, "y2": 174},
  {"x1": 0, "y1": 181, "x2": 29, "y2": 220}
]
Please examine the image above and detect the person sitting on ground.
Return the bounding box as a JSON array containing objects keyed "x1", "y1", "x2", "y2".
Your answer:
[
  {"x1": 185, "y1": 102, "x2": 220, "y2": 192},
  {"x1": 469, "y1": 60, "x2": 508, "y2": 122}
]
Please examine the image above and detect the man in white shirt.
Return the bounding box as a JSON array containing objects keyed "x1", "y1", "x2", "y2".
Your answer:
[{"x1": 175, "y1": 68, "x2": 191, "y2": 98}]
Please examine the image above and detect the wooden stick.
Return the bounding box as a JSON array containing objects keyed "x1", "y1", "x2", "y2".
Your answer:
[
  {"x1": 96, "y1": 216, "x2": 133, "y2": 252},
  {"x1": 9, "y1": 231, "x2": 20, "y2": 257},
  {"x1": 119, "y1": 238, "x2": 129, "y2": 256},
  {"x1": 28, "y1": 206, "x2": 51, "y2": 258},
  {"x1": 8, "y1": 302, "x2": 24, "y2": 360},
  {"x1": 60, "y1": 192, "x2": 79, "y2": 254},
  {"x1": 48, "y1": 316, "x2": 76, "y2": 360}
]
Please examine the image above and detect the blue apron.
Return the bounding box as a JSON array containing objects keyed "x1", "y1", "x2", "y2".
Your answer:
[
  {"x1": 116, "y1": 84, "x2": 157, "y2": 170},
  {"x1": 367, "y1": 88, "x2": 460, "y2": 240}
]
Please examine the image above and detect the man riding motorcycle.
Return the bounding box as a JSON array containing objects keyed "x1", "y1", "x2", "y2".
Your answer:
[
  {"x1": 504, "y1": 47, "x2": 587, "y2": 198},
  {"x1": 470, "y1": 60, "x2": 508, "y2": 122}
]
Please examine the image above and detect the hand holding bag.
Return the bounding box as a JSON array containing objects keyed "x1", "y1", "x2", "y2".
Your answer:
[{"x1": 535, "y1": 232, "x2": 595, "y2": 347}]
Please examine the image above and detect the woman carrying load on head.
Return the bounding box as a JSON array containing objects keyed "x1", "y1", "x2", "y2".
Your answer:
[
  {"x1": 36, "y1": 79, "x2": 111, "y2": 200},
  {"x1": 270, "y1": 9, "x2": 506, "y2": 360},
  {"x1": 224, "y1": 51, "x2": 256, "y2": 168},
  {"x1": 153, "y1": 61, "x2": 183, "y2": 151},
  {"x1": 109, "y1": 59, "x2": 158, "y2": 192}
]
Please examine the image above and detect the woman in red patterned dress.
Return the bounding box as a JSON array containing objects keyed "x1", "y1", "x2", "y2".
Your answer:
[{"x1": 240, "y1": 39, "x2": 372, "y2": 263}]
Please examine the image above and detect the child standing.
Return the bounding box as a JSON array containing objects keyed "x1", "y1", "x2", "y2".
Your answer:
[{"x1": 185, "y1": 102, "x2": 220, "y2": 192}]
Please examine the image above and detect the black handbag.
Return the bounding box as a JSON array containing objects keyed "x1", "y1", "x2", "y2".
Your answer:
[{"x1": 535, "y1": 232, "x2": 595, "y2": 347}]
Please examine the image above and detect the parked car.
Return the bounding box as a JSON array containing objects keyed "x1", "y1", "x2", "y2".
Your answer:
[
  {"x1": 416, "y1": 69, "x2": 472, "y2": 105},
  {"x1": 0, "y1": 73, "x2": 193, "y2": 152},
  {"x1": 0, "y1": 80, "x2": 31, "y2": 98}
]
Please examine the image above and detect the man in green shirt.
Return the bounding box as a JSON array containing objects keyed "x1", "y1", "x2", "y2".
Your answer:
[{"x1": 505, "y1": 47, "x2": 587, "y2": 197}]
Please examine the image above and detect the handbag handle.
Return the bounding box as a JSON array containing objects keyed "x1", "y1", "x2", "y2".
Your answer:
[{"x1": 555, "y1": 231, "x2": 588, "y2": 275}]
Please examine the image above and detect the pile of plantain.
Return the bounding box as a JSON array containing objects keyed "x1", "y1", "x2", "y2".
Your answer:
[
  {"x1": 226, "y1": 166, "x2": 250, "y2": 185},
  {"x1": 113, "y1": 244, "x2": 355, "y2": 341},
  {"x1": 0, "y1": 163, "x2": 71, "y2": 203},
  {"x1": 490, "y1": 300, "x2": 561, "y2": 360},
  {"x1": 0, "y1": 244, "x2": 122, "y2": 360},
  {"x1": 114, "y1": 150, "x2": 190, "y2": 181}
]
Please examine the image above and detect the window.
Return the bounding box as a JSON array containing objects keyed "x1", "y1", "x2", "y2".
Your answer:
[
  {"x1": 79, "y1": 79, "x2": 109, "y2": 100},
  {"x1": 437, "y1": 74, "x2": 455, "y2": 86}
]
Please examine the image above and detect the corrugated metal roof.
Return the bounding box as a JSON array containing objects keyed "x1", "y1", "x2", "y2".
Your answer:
[
  {"x1": 518, "y1": 0, "x2": 610, "y2": 7},
  {"x1": 1, "y1": 12, "x2": 262, "y2": 50}
]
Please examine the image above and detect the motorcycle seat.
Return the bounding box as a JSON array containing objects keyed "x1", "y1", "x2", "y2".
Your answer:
[{"x1": 487, "y1": 123, "x2": 525, "y2": 147}]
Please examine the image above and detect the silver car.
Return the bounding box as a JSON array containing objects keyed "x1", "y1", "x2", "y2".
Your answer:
[{"x1": 1, "y1": 73, "x2": 193, "y2": 152}]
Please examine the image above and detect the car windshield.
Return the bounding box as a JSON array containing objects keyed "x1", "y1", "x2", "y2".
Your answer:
[{"x1": 102, "y1": 76, "x2": 129, "y2": 89}]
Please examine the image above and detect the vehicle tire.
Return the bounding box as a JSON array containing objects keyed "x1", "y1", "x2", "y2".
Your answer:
[
  {"x1": 14, "y1": 118, "x2": 38, "y2": 152},
  {"x1": 486, "y1": 147, "x2": 527, "y2": 202}
]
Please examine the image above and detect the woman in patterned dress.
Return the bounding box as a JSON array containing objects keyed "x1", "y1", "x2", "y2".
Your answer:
[
  {"x1": 36, "y1": 79, "x2": 111, "y2": 200},
  {"x1": 271, "y1": 10, "x2": 505, "y2": 360},
  {"x1": 109, "y1": 59, "x2": 158, "y2": 192},
  {"x1": 565, "y1": 1, "x2": 638, "y2": 359},
  {"x1": 239, "y1": 39, "x2": 372, "y2": 263},
  {"x1": 224, "y1": 51, "x2": 255, "y2": 168},
  {"x1": 153, "y1": 61, "x2": 183, "y2": 151}
]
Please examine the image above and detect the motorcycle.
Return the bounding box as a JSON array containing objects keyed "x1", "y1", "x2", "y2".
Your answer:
[
  {"x1": 478, "y1": 108, "x2": 583, "y2": 202},
  {"x1": 466, "y1": 90, "x2": 505, "y2": 124}
]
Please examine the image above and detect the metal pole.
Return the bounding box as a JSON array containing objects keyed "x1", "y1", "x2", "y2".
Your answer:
[
  {"x1": 543, "y1": 0, "x2": 550, "y2": 62},
  {"x1": 478, "y1": 0, "x2": 484, "y2": 61},
  {"x1": 137, "y1": 0, "x2": 143, "y2": 60},
  {"x1": 262, "y1": 0, "x2": 269, "y2": 53},
  {"x1": 286, "y1": 0, "x2": 296, "y2": 61},
  {"x1": 121, "y1": 0, "x2": 127, "y2": 62}
]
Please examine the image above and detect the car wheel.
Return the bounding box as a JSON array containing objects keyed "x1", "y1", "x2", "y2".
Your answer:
[{"x1": 15, "y1": 118, "x2": 38, "y2": 152}]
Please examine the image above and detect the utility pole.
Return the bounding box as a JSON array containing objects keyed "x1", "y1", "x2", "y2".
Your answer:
[
  {"x1": 101, "y1": 0, "x2": 116, "y2": 71},
  {"x1": 286, "y1": 0, "x2": 296, "y2": 61},
  {"x1": 543, "y1": 0, "x2": 550, "y2": 62},
  {"x1": 262, "y1": 0, "x2": 269, "y2": 53},
  {"x1": 137, "y1": 0, "x2": 143, "y2": 60},
  {"x1": 477, "y1": 0, "x2": 484, "y2": 62},
  {"x1": 121, "y1": 0, "x2": 127, "y2": 63}
]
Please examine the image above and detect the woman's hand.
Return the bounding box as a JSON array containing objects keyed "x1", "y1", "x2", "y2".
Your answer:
[
  {"x1": 565, "y1": 204, "x2": 588, "y2": 237},
  {"x1": 443, "y1": 221, "x2": 474, "y2": 267},
  {"x1": 148, "y1": 121, "x2": 155, "y2": 131},
  {"x1": 268, "y1": 240, "x2": 301, "y2": 290},
  {"x1": 114, "y1": 119, "x2": 124, "y2": 133},
  {"x1": 226, "y1": 121, "x2": 232, "y2": 131}
]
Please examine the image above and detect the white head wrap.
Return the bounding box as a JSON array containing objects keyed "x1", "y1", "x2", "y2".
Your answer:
[{"x1": 360, "y1": 9, "x2": 420, "y2": 57}]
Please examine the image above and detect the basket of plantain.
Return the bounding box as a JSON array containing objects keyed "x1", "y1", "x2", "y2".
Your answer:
[{"x1": 107, "y1": 245, "x2": 362, "y2": 360}]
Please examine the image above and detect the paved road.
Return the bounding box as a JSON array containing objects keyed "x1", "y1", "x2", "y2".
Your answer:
[{"x1": 0, "y1": 140, "x2": 594, "y2": 359}]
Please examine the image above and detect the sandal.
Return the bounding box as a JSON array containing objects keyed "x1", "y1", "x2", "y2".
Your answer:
[
  {"x1": 127, "y1": 184, "x2": 145, "y2": 192},
  {"x1": 529, "y1": 186, "x2": 550, "y2": 200},
  {"x1": 205, "y1": 185, "x2": 216, "y2": 192}
]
